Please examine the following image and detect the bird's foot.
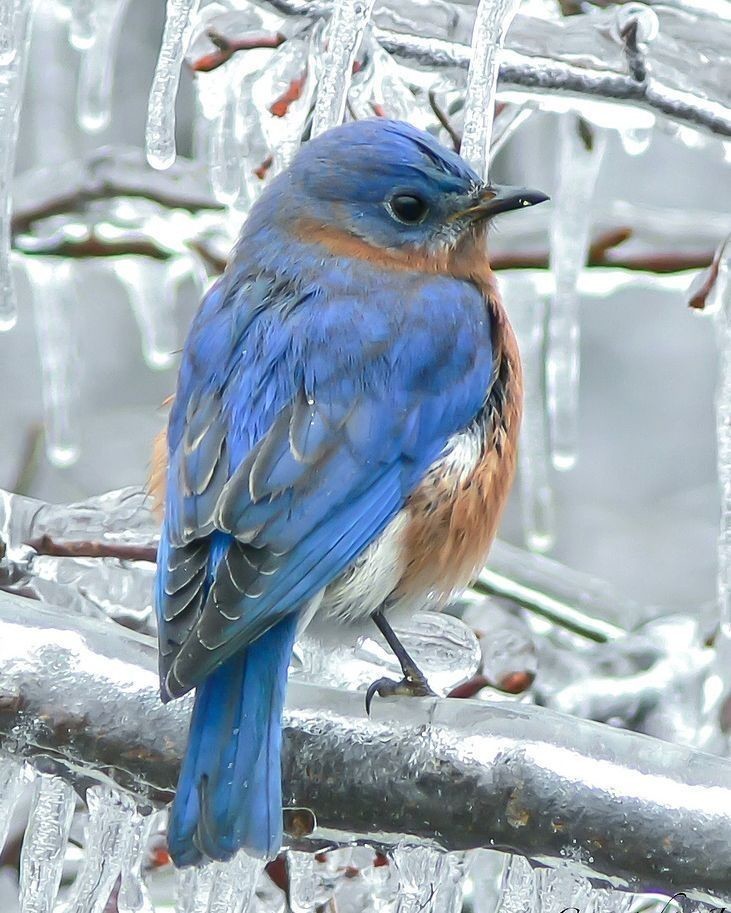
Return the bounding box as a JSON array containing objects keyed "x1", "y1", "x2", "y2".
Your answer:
[{"x1": 365, "y1": 668, "x2": 436, "y2": 715}]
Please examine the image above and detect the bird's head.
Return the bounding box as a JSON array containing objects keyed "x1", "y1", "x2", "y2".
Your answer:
[{"x1": 274, "y1": 118, "x2": 547, "y2": 259}]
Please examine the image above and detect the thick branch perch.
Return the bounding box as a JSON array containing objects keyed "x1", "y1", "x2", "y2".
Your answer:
[{"x1": 1, "y1": 591, "x2": 730, "y2": 902}]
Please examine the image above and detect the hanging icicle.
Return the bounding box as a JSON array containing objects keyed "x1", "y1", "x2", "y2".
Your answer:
[
  {"x1": 62, "y1": 784, "x2": 138, "y2": 913},
  {"x1": 546, "y1": 114, "x2": 607, "y2": 470},
  {"x1": 310, "y1": 0, "x2": 376, "y2": 137},
  {"x1": 711, "y1": 238, "x2": 731, "y2": 633},
  {"x1": 26, "y1": 256, "x2": 83, "y2": 467},
  {"x1": 207, "y1": 852, "x2": 262, "y2": 913},
  {"x1": 76, "y1": 0, "x2": 132, "y2": 133},
  {"x1": 502, "y1": 272, "x2": 555, "y2": 552},
  {"x1": 146, "y1": 0, "x2": 201, "y2": 170},
  {"x1": 459, "y1": 0, "x2": 522, "y2": 180},
  {"x1": 19, "y1": 773, "x2": 76, "y2": 913}
]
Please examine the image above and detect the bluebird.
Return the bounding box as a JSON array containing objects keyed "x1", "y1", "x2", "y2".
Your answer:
[{"x1": 154, "y1": 118, "x2": 547, "y2": 867}]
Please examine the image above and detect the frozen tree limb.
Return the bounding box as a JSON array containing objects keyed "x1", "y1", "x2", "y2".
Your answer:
[
  {"x1": 1, "y1": 591, "x2": 731, "y2": 903},
  {"x1": 197, "y1": 1, "x2": 731, "y2": 138}
]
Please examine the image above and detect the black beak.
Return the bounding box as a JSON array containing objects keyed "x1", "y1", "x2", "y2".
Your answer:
[{"x1": 451, "y1": 183, "x2": 549, "y2": 222}]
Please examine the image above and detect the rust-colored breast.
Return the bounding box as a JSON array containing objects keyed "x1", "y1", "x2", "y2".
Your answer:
[
  {"x1": 149, "y1": 425, "x2": 168, "y2": 520},
  {"x1": 397, "y1": 242, "x2": 524, "y2": 602}
]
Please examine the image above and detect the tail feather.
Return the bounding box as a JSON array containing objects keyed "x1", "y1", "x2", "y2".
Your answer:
[{"x1": 168, "y1": 615, "x2": 299, "y2": 866}]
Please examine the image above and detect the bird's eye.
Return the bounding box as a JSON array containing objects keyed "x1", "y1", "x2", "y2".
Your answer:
[{"x1": 387, "y1": 194, "x2": 429, "y2": 224}]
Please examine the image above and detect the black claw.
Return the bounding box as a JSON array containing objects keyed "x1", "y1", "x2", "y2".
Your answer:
[{"x1": 364, "y1": 673, "x2": 436, "y2": 714}]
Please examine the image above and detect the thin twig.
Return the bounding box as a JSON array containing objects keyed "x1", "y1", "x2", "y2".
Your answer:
[
  {"x1": 10, "y1": 423, "x2": 44, "y2": 496},
  {"x1": 191, "y1": 30, "x2": 286, "y2": 73},
  {"x1": 12, "y1": 181, "x2": 222, "y2": 239},
  {"x1": 428, "y1": 89, "x2": 462, "y2": 152},
  {"x1": 688, "y1": 240, "x2": 725, "y2": 310},
  {"x1": 24, "y1": 535, "x2": 157, "y2": 564},
  {"x1": 18, "y1": 235, "x2": 172, "y2": 261}
]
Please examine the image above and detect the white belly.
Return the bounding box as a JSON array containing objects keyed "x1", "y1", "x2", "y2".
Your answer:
[{"x1": 317, "y1": 510, "x2": 411, "y2": 623}]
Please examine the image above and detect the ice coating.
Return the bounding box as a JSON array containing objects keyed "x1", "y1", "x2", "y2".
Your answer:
[
  {"x1": 546, "y1": 115, "x2": 607, "y2": 470},
  {"x1": 310, "y1": 0, "x2": 377, "y2": 137},
  {"x1": 19, "y1": 773, "x2": 76, "y2": 913},
  {"x1": 146, "y1": 0, "x2": 201, "y2": 170},
  {"x1": 0, "y1": 0, "x2": 36, "y2": 331},
  {"x1": 25, "y1": 257, "x2": 82, "y2": 467},
  {"x1": 459, "y1": 0, "x2": 522, "y2": 179}
]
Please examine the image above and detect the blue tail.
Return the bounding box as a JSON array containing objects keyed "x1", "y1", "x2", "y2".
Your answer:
[{"x1": 168, "y1": 615, "x2": 299, "y2": 866}]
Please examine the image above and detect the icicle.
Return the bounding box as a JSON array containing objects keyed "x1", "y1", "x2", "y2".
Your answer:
[
  {"x1": 0, "y1": 0, "x2": 16, "y2": 65},
  {"x1": 493, "y1": 855, "x2": 536, "y2": 913},
  {"x1": 207, "y1": 852, "x2": 262, "y2": 913},
  {"x1": 62, "y1": 784, "x2": 137, "y2": 913},
  {"x1": 174, "y1": 864, "x2": 214, "y2": 913},
  {"x1": 712, "y1": 238, "x2": 731, "y2": 632},
  {"x1": 288, "y1": 850, "x2": 317, "y2": 913},
  {"x1": 463, "y1": 849, "x2": 506, "y2": 913},
  {"x1": 502, "y1": 273, "x2": 555, "y2": 552},
  {"x1": 432, "y1": 853, "x2": 468, "y2": 913},
  {"x1": 490, "y1": 105, "x2": 534, "y2": 160},
  {"x1": 459, "y1": 0, "x2": 522, "y2": 180},
  {"x1": 146, "y1": 0, "x2": 201, "y2": 170},
  {"x1": 619, "y1": 125, "x2": 653, "y2": 156},
  {"x1": 68, "y1": 0, "x2": 93, "y2": 49},
  {"x1": 0, "y1": 758, "x2": 31, "y2": 855},
  {"x1": 391, "y1": 844, "x2": 449, "y2": 913},
  {"x1": 76, "y1": 0, "x2": 131, "y2": 132},
  {"x1": 589, "y1": 888, "x2": 636, "y2": 913},
  {"x1": 310, "y1": 0, "x2": 376, "y2": 137},
  {"x1": 252, "y1": 29, "x2": 318, "y2": 174},
  {"x1": 113, "y1": 258, "x2": 178, "y2": 370},
  {"x1": 533, "y1": 866, "x2": 592, "y2": 913},
  {"x1": 26, "y1": 257, "x2": 82, "y2": 467},
  {"x1": 0, "y1": 0, "x2": 36, "y2": 332},
  {"x1": 19, "y1": 774, "x2": 75, "y2": 913},
  {"x1": 546, "y1": 114, "x2": 607, "y2": 470},
  {"x1": 210, "y1": 81, "x2": 243, "y2": 206},
  {"x1": 116, "y1": 809, "x2": 158, "y2": 913},
  {"x1": 347, "y1": 35, "x2": 433, "y2": 127}
]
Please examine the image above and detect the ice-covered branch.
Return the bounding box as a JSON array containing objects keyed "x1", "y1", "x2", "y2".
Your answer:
[
  {"x1": 201, "y1": 1, "x2": 731, "y2": 138},
  {"x1": 0, "y1": 591, "x2": 730, "y2": 902}
]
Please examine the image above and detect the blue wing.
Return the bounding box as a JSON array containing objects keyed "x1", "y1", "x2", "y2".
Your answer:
[{"x1": 156, "y1": 264, "x2": 494, "y2": 699}]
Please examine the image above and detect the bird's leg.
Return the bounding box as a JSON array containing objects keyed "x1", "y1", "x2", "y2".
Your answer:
[{"x1": 365, "y1": 609, "x2": 436, "y2": 714}]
